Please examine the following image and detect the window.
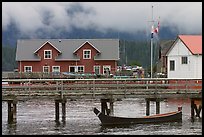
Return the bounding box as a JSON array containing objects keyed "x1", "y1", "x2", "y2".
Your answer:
[
  {"x1": 43, "y1": 66, "x2": 50, "y2": 73},
  {"x1": 83, "y1": 50, "x2": 91, "y2": 59},
  {"x1": 44, "y1": 50, "x2": 52, "y2": 59},
  {"x1": 103, "y1": 66, "x2": 111, "y2": 75},
  {"x1": 69, "y1": 66, "x2": 84, "y2": 73},
  {"x1": 78, "y1": 66, "x2": 84, "y2": 73},
  {"x1": 170, "y1": 60, "x2": 175, "y2": 71},
  {"x1": 52, "y1": 66, "x2": 60, "y2": 72},
  {"x1": 24, "y1": 66, "x2": 32, "y2": 72},
  {"x1": 94, "y1": 66, "x2": 100, "y2": 74},
  {"x1": 69, "y1": 66, "x2": 75, "y2": 73},
  {"x1": 181, "y1": 56, "x2": 188, "y2": 64}
]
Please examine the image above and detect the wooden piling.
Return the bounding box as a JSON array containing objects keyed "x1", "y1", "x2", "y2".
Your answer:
[
  {"x1": 55, "y1": 101, "x2": 60, "y2": 122},
  {"x1": 156, "y1": 100, "x2": 160, "y2": 114},
  {"x1": 61, "y1": 99, "x2": 67, "y2": 122},
  {"x1": 7, "y1": 99, "x2": 17, "y2": 124},
  {"x1": 109, "y1": 100, "x2": 114, "y2": 116},
  {"x1": 191, "y1": 99, "x2": 195, "y2": 120},
  {"x1": 8, "y1": 101, "x2": 13, "y2": 123},
  {"x1": 55, "y1": 98, "x2": 67, "y2": 123},
  {"x1": 146, "y1": 99, "x2": 150, "y2": 116},
  {"x1": 100, "y1": 98, "x2": 114, "y2": 116}
]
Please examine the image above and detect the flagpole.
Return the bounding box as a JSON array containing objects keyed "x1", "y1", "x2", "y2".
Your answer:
[{"x1": 150, "y1": 5, "x2": 154, "y2": 78}]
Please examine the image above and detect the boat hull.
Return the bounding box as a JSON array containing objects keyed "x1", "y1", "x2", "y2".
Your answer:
[{"x1": 94, "y1": 108, "x2": 182, "y2": 126}]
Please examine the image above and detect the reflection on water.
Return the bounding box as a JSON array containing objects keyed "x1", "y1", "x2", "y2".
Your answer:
[{"x1": 2, "y1": 98, "x2": 202, "y2": 135}]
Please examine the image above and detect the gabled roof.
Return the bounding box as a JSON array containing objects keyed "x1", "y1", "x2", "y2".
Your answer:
[
  {"x1": 16, "y1": 39, "x2": 119, "y2": 61},
  {"x1": 34, "y1": 41, "x2": 62, "y2": 54},
  {"x1": 73, "y1": 41, "x2": 101, "y2": 53},
  {"x1": 178, "y1": 35, "x2": 202, "y2": 55},
  {"x1": 166, "y1": 35, "x2": 202, "y2": 56}
]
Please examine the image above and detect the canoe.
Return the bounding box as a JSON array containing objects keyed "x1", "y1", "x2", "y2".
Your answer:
[{"x1": 93, "y1": 107, "x2": 182, "y2": 126}]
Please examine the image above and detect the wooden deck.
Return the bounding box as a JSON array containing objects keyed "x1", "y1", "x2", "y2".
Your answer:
[{"x1": 2, "y1": 78, "x2": 202, "y2": 100}]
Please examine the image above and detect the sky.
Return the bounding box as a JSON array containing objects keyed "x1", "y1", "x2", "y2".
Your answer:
[{"x1": 2, "y1": 2, "x2": 202, "y2": 36}]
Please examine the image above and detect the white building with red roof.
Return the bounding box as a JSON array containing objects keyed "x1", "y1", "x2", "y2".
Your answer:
[{"x1": 166, "y1": 35, "x2": 202, "y2": 78}]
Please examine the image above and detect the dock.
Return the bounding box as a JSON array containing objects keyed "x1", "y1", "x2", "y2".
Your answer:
[{"x1": 2, "y1": 78, "x2": 202, "y2": 123}]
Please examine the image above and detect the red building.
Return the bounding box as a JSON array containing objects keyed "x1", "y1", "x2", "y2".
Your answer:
[{"x1": 16, "y1": 39, "x2": 119, "y2": 75}]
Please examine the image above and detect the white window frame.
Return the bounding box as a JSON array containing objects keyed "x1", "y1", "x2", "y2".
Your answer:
[
  {"x1": 52, "y1": 66, "x2": 60, "y2": 72},
  {"x1": 77, "y1": 66, "x2": 84, "y2": 73},
  {"x1": 94, "y1": 66, "x2": 100, "y2": 74},
  {"x1": 43, "y1": 66, "x2": 50, "y2": 73},
  {"x1": 44, "y1": 50, "x2": 52, "y2": 59},
  {"x1": 103, "y1": 65, "x2": 111, "y2": 75},
  {"x1": 83, "y1": 49, "x2": 91, "y2": 59},
  {"x1": 24, "y1": 66, "x2": 32, "y2": 72}
]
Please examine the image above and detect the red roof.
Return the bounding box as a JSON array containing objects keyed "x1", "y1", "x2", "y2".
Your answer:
[{"x1": 178, "y1": 35, "x2": 202, "y2": 55}]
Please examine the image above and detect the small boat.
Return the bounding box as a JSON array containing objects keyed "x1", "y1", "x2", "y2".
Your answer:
[{"x1": 93, "y1": 107, "x2": 182, "y2": 126}]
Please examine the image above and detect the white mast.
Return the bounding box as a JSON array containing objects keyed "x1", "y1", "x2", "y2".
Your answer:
[{"x1": 150, "y1": 5, "x2": 154, "y2": 78}]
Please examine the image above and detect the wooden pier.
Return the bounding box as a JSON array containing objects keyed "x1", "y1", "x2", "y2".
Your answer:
[{"x1": 2, "y1": 78, "x2": 202, "y2": 123}]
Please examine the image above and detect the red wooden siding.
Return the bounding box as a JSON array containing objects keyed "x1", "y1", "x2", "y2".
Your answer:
[{"x1": 18, "y1": 41, "x2": 117, "y2": 74}]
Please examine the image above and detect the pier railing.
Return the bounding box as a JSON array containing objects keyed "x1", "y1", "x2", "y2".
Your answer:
[{"x1": 2, "y1": 78, "x2": 202, "y2": 100}]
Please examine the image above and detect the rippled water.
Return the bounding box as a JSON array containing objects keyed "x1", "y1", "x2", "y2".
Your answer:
[{"x1": 2, "y1": 98, "x2": 202, "y2": 135}]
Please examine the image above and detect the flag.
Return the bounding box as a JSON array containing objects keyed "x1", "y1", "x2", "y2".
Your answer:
[
  {"x1": 151, "y1": 25, "x2": 154, "y2": 38},
  {"x1": 154, "y1": 21, "x2": 160, "y2": 34},
  {"x1": 151, "y1": 19, "x2": 160, "y2": 38}
]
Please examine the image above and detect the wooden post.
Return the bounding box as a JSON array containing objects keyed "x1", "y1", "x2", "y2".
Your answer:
[
  {"x1": 191, "y1": 99, "x2": 195, "y2": 120},
  {"x1": 101, "y1": 98, "x2": 113, "y2": 116},
  {"x1": 13, "y1": 102, "x2": 17, "y2": 123},
  {"x1": 156, "y1": 100, "x2": 160, "y2": 114},
  {"x1": 8, "y1": 101, "x2": 13, "y2": 124},
  {"x1": 55, "y1": 100, "x2": 59, "y2": 122},
  {"x1": 146, "y1": 99, "x2": 150, "y2": 116},
  {"x1": 61, "y1": 99, "x2": 67, "y2": 122},
  {"x1": 109, "y1": 99, "x2": 114, "y2": 116},
  {"x1": 101, "y1": 99, "x2": 107, "y2": 115},
  {"x1": 7, "y1": 100, "x2": 17, "y2": 124}
]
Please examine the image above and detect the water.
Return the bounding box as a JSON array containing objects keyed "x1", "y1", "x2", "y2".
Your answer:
[{"x1": 2, "y1": 98, "x2": 202, "y2": 135}]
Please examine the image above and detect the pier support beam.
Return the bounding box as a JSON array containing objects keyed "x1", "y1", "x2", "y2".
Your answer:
[
  {"x1": 191, "y1": 98, "x2": 202, "y2": 120},
  {"x1": 55, "y1": 98, "x2": 67, "y2": 123},
  {"x1": 7, "y1": 99, "x2": 17, "y2": 124},
  {"x1": 145, "y1": 98, "x2": 161, "y2": 116},
  {"x1": 100, "y1": 98, "x2": 114, "y2": 116},
  {"x1": 156, "y1": 100, "x2": 160, "y2": 114},
  {"x1": 146, "y1": 99, "x2": 150, "y2": 116}
]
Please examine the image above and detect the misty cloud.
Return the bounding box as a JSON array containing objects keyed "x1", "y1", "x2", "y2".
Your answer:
[{"x1": 2, "y1": 2, "x2": 202, "y2": 36}]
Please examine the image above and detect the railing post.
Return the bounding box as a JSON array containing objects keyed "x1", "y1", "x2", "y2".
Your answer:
[
  {"x1": 124, "y1": 79, "x2": 126, "y2": 98},
  {"x1": 61, "y1": 80, "x2": 63, "y2": 99},
  {"x1": 93, "y1": 80, "x2": 95, "y2": 98}
]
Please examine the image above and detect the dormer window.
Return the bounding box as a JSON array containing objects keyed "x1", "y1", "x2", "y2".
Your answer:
[
  {"x1": 44, "y1": 50, "x2": 52, "y2": 59},
  {"x1": 83, "y1": 50, "x2": 91, "y2": 59}
]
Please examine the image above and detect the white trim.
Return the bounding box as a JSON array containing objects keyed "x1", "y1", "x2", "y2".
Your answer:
[
  {"x1": 34, "y1": 41, "x2": 61, "y2": 54},
  {"x1": 44, "y1": 50, "x2": 52, "y2": 59},
  {"x1": 52, "y1": 66, "x2": 60, "y2": 72},
  {"x1": 73, "y1": 41, "x2": 100, "y2": 53},
  {"x1": 83, "y1": 49, "x2": 91, "y2": 59},
  {"x1": 24, "y1": 66, "x2": 32, "y2": 72},
  {"x1": 43, "y1": 66, "x2": 50, "y2": 72}
]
